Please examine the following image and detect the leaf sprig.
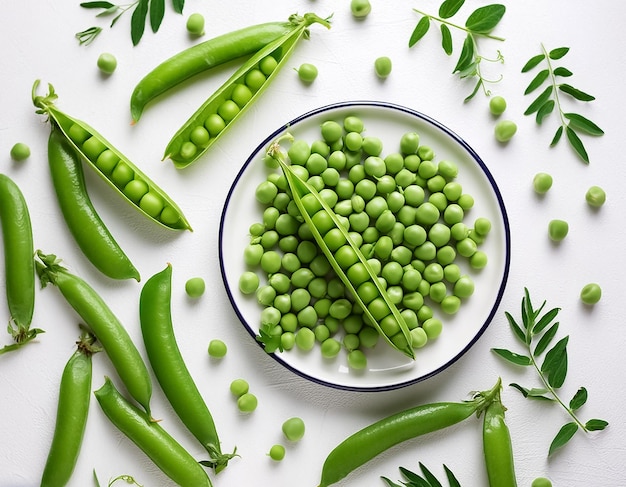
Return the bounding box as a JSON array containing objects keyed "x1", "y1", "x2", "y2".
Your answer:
[
  {"x1": 382, "y1": 462, "x2": 461, "y2": 487},
  {"x1": 492, "y1": 288, "x2": 608, "y2": 456},
  {"x1": 256, "y1": 322, "x2": 283, "y2": 354},
  {"x1": 522, "y1": 44, "x2": 604, "y2": 164},
  {"x1": 76, "y1": 0, "x2": 185, "y2": 46},
  {"x1": 409, "y1": 0, "x2": 506, "y2": 101}
]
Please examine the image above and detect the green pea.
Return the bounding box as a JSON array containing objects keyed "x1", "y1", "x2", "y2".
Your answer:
[
  {"x1": 257, "y1": 285, "x2": 277, "y2": 306},
  {"x1": 186, "y1": 13, "x2": 205, "y2": 35},
  {"x1": 139, "y1": 192, "x2": 164, "y2": 218},
  {"x1": 95, "y1": 149, "x2": 119, "y2": 174},
  {"x1": 97, "y1": 53, "x2": 117, "y2": 74},
  {"x1": 580, "y1": 283, "x2": 601, "y2": 305},
  {"x1": 428, "y1": 223, "x2": 451, "y2": 248},
  {"x1": 417, "y1": 145, "x2": 434, "y2": 161},
  {"x1": 208, "y1": 339, "x2": 227, "y2": 358},
  {"x1": 204, "y1": 113, "x2": 226, "y2": 137},
  {"x1": 438, "y1": 160, "x2": 458, "y2": 180},
  {"x1": 295, "y1": 327, "x2": 315, "y2": 351},
  {"x1": 179, "y1": 141, "x2": 197, "y2": 160},
  {"x1": 585, "y1": 185, "x2": 606, "y2": 207},
  {"x1": 68, "y1": 124, "x2": 91, "y2": 145},
  {"x1": 245, "y1": 69, "x2": 267, "y2": 92},
  {"x1": 489, "y1": 95, "x2": 507, "y2": 116},
  {"x1": 237, "y1": 392, "x2": 258, "y2": 413},
  {"x1": 351, "y1": 0, "x2": 371, "y2": 18},
  {"x1": 410, "y1": 327, "x2": 428, "y2": 348},
  {"x1": 494, "y1": 120, "x2": 517, "y2": 142},
  {"x1": 9, "y1": 142, "x2": 30, "y2": 161},
  {"x1": 533, "y1": 172, "x2": 553, "y2": 194},
  {"x1": 268, "y1": 444, "x2": 285, "y2": 461},
  {"x1": 282, "y1": 417, "x2": 305, "y2": 442},
  {"x1": 457, "y1": 193, "x2": 474, "y2": 210},
  {"x1": 320, "y1": 121, "x2": 343, "y2": 144},
  {"x1": 296, "y1": 63, "x2": 318, "y2": 83},
  {"x1": 82, "y1": 136, "x2": 107, "y2": 161},
  {"x1": 185, "y1": 277, "x2": 205, "y2": 298},
  {"x1": 231, "y1": 83, "x2": 253, "y2": 108},
  {"x1": 441, "y1": 295, "x2": 461, "y2": 314},
  {"x1": 548, "y1": 219, "x2": 569, "y2": 242},
  {"x1": 456, "y1": 237, "x2": 477, "y2": 257},
  {"x1": 160, "y1": 206, "x2": 181, "y2": 226},
  {"x1": 415, "y1": 202, "x2": 440, "y2": 225},
  {"x1": 321, "y1": 338, "x2": 341, "y2": 358},
  {"x1": 403, "y1": 185, "x2": 425, "y2": 206},
  {"x1": 469, "y1": 250, "x2": 488, "y2": 269},
  {"x1": 362, "y1": 137, "x2": 383, "y2": 157},
  {"x1": 261, "y1": 306, "x2": 281, "y2": 327},
  {"x1": 474, "y1": 217, "x2": 492, "y2": 236},
  {"x1": 110, "y1": 161, "x2": 134, "y2": 188},
  {"x1": 121, "y1": 179, "x2": 147, "y2": 204},
  {"x1": 217, "y1": 100, "x2": 240, "y2": 122},
  {"x1": 444, "y1": 263, "x2": 461, "y2": 283},
  {"x1": 374, "y1": 56, "x2": 392, "y2": 79},
  {"x1": 454, "y1": 275, "x2": 475, "y2": 298},
  {"x1": 239, "y1": 271, "x2": 260, "y2": 295},
  {"x1": 255, "y1": 180, "x2": 278, "y2": 204},
  {"x1": 531, "y1": 478, "x2": 552, "y2": 487},
  {"x1": 229, "y1": 378, "x2": 249, "y2": 397},
  {"x1": 423, "y1": 318, "x2": 443, "y2": 339}
]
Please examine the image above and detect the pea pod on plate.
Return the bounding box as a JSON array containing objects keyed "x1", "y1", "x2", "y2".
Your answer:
[
  {"x1": 163, "y1": 12, "x2": 331, "y2": 169},
  {"x1": 36, "y1": 251, "x2": 153, "y2": 415},
  {"x1": 130, "y1": 19, "x2": 297, "y2": 122},
  {"x1": 32, "y1": 81, "x2": 191, "y2": 231},
  {"x1": 140, "y1": 264, "x2": 236, "y2": 473},
  {"x1": 47, "y1": 127, "x2": 140, "y2": 281},
  {"x1": 266, "y1": 136, "x2": 415, "y2": 360}
]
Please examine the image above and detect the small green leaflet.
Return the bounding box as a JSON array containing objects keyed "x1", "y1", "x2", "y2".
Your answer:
[
  {"x1": 409, "y1": 16, "x2": 431, "y2": 47},
  {"x1": 256, "y1": 323, "x2": 283, "y2": 353},
  {"x1": 549, "y1": 422, "x2": 578, "y2": 456},
  {"x1": 465, "y1": 4, "x2": 506, "y2": 34},
  {"x1": 521, "y1": 43, "x2": 603, "y2": 163},
  {"x1": 439, "y1": 0, "x2": 465, "y2": 19}
]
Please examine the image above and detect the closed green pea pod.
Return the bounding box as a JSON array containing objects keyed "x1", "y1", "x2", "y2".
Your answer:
[
  {"x1": 36, "y1": 252, "x2": 152, "y2": 415},
  {"x1": 483, "y1": 393, "x2": 518, "y2": 487},
  {"x1": 47, "y1": 128, "x2": 140, "y2": 281},
  {"x1": 140, "y1": 264, "x2": 235, "y2": 472},
  {"x1": 94, "y1": 377, "x2": 212, "y2": 487},
  {"x1": 41, "y1": 333, "x2": 98, "y2": 487}
]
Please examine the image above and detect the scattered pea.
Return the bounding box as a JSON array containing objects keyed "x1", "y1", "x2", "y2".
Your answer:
[
  {"x1": 350, "y1": 0, "x2": 371, "y2": 18},
  {"x1": 97, "y1": 53, "x2": 117, "y2": 75},
  {"x1": 296, "y1": 63, "x2": 318, "y2": 84},
  {"x1": 580, "y1": 283, "x2": 601, "y2": 305},
  {"x1": 548, "y1": 219, "x2": 568, "y2": 242},
  {"x1": 489, "y1": 96, "x2": 507, "y2": 116},
  {"x1": 207, "y1": 339, "x2": 227, "y2": 358},
  {"x1": 268, "y1": 444, "x2": 285, "y2": 461},
  {"x1": 9, "y1": 142, "x2": 30, "y2": 161},
  {"x1": 585, "y1": 185, "x2": 606, "y2": 208},
  {"x1": 185, "y1": 277, "x2": 205, "y2": 297},
  {"x1": 229, "y1": 378, "x2": 249, "y2": 397},
  {"x1": 374, "y1": 56, "x2": 392, "y2": 79},
  {"x1": 237, "y1": 392, "x2": 258, "y2": 413},
  {"x1": 282, "y1": 417, "x2": 305, "y2": 442},
  {"x1": 531, "y1": 478, "x2": 552, "y2": 487},
  {"x1": 494, "y1": 120, "x2": 517, "y2": 142},
  {"x1": 186, "y1": 13, "x2": 205, "y2": 36},
  {"x1": 533, "y1": 172, "x2": 553, "y2": 194}
]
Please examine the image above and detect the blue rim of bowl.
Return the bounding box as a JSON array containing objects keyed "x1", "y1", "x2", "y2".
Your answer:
[{"x1": 219, "y1": 100, "x2": 511, "y2": 392}]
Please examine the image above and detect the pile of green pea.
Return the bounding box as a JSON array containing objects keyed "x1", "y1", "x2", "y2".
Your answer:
[
  {"x1": 176, "y1": 54, "x2": 279, "y2": 162},
  {"x1": 240, "y1": 115, "x2": 491, "y2": 368}
]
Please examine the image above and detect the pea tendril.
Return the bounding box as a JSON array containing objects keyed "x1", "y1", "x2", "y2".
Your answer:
[{"x1": 93, "y1": 469, "x2": 143, "y2": 486}]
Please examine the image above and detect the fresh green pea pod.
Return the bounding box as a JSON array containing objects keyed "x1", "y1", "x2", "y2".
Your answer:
[
  {"x1": 130, "y1": 19, "x2": 296, "y2": 122},
  {"x1": 164, "y1": 12, "x2": 331, "y2": 169},
  {"x1": 0, "y1": 174, "x2": 35, "y2": 330},
  {"x1": 32, "y1": 81, "x2": 192, "y2": 231},
  {"x1": 41, "y1": 331, "x2": 98, "y2": 487},
  {"x1": 94, "y1": 377, "x2": 212, "y2": 487},
  {"x1": 483, "y1": 392, "x2": 518, "y2": 487},
  {"x1": 47, "y1": 127, "x2": 140, "y2": 281},
  {"x1": 318, "y1": 378, "x2": 502, "y2": 487},
  {"x1": 140, "y1": 264, "x2": 235, "y2": 472},
  {"x1": 35, "y1": 251, "x2": 152, "y2": 415},
  {"x1": 267, "y1": 136, "x2": 414, "y2": 359}
]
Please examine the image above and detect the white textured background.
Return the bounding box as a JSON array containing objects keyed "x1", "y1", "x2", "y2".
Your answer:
[{"x1": 1, "y1": 1, "x2": 625, "y2": 486}]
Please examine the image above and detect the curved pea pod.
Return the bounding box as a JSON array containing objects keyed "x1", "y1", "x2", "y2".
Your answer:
[
  {"x1": 47, "y1": 127, "x2": 140, "y2": 281},
  {"x1": 130, "y1": 19, "x2": 295, "y2": 122},
  {"x1": 94, "y1": 377, "x2": 212, "y2": 487},
  {"x1": 41, "y1": 332, "x2": 98, "y2": 487},
  {"x1": 35, "y1": 251, "x2": 153, "y2": 416},
  {"x1": 318, "y1": 378, "x2": 502, "y2": 487},
  {"x1": 267, "y1": 136, "x2": 414, "y2": 360},
  {"x1": 140, "y1": 264, "x2": 235, "y2": 473},
  {"x1": 32, "y1": 80, "x2": 192, "y2": 231},
  {"x1": 483, "y1": 393, "x2": 518, "y2": 487},
  {"x1": 164, "y1": 12, "x2": 331, "y2": 169}
]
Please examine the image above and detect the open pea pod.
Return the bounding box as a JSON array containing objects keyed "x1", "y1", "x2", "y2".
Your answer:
[
  {"x1": 164, "y1": 13, "x2": 331, "y2": 169},
  {"x1": 267, "y1": 136, "x2": 415, "y2": 360},
  {"x1": 32, "y1": 81, "x2": 192, "y2": 231}
]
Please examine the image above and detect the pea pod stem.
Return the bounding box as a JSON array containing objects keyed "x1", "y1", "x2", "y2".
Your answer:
[
  {"x1": 482, "y1": 390, "x2": 518, "y2": 487},
  {"x1": 94, "y1": 377, "x2": 212, "y2": 487},
  {"x1": 35, "y1": 251, "x2": 153, "y2": 416},
  {"x1": 140, "y1": 264, "x2": 236, "y2": 473},
  {"x1": 317, "y1": 377, "x2": 502, "y2": 487},
  {"x1": 130, "y1": 19, "x2": 296, "y2": 122}
]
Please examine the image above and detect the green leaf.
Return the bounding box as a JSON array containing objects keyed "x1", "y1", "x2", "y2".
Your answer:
[
  {"x1": 553, "y1": 66, "x2": 573, "y2": 77},
  {"x1": 172, "y1": 0, "x2": 184, "y2": 14},
  {"x1": 463, "y1": 78, "x2": 483, "y2": 102},
  {"x1": 149, "y1": 0, "x2": 165, "y2": 33},
  {"x1": 524, "y1": 68, "x2": 550, "y2": 95},
  {"x1": 559, "y1": 83, "x2": 595, "y2": 102},
  {"x1": 533, "y1": 307, "x2": 560, "y2": 334},
  {"x1": 130, "y1": 0, "x2": 149, "y2": 45},
  {"x1": 439, "y1": 0, "x2": 465, "y2": 19},
  {"x1": 569, "y1": 387, "x2": 588, "y2": 411},
  {"x1": 93, "y1": 469, "x2": 102, "y2": 487},
  {"x1": 504, "y1": 311, "x2": 526, "y2": 344},
  {"x1": 453, "y1": 34, "x2": 475, "y2": 73},
  {"x1": 381, "y1": 477, "x2": 404, "y2": 487},
  {"x1": 586, "y1": 419, "x2": 609, "y2": 431},
  {"x1": 492, "y1": 348, "x2": 532, "y2": 366},
  {"x1": 409, "y1": 16, "x2": 431, "y2": 47},
  {"x1": 524, "y1": 85, "x2": 553, "y2": 115},
  {"x1": 443, "y1": 465, "x2": 462, "y2": 487},
  {"x1": 522, "y1": 53, "x2": 545, "y2": 73},
  {"x1": 465, "y1": 4, "x2": 506, "y2": 34},
  {"x1": 566, "y1": 126, "x2": 590, "y2": 163},
  {"x1": 533, "y1": 322, "x2": 559, "y2": 356},
  {"x1": 441, "y1": 24, "x2": 453, "y2": 55},
  {"x1": 536, "y1": 100, "x2": 555, "y2": 124},
  {"x1": 550, "y1": 126, "x2": 564, "y2": 146},
  {"x1": 96, "y1": 5, "x2": 122, "y2": 17},
  {"x1": 549, "y1": 422, "x2": 578, "y2": 456},
  {"x1": 549, "y1": 47, "x2": 570, "y2": 60},
  {"x1": 510, "y1": 383, "x2": 554, "y2": 401},
  {"x1": 419, "y1": 462, "x2": 443, "y2": 487},
  {"x1": 80, "y1": 1, "x2": 115, "y2": 8},
  {"x1": 541, "y1": 336, "x2": 569, "y2": 389},
  {"x1": 399, "y1": 467, "x2": 430, "y2": 486},
  {"x1": 564, "y1": 113, "x2": 604, "y2": 136}
]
